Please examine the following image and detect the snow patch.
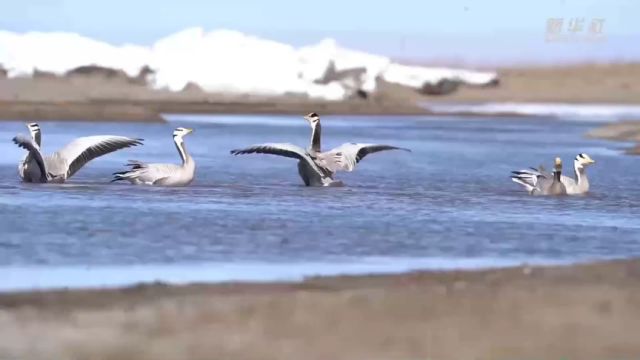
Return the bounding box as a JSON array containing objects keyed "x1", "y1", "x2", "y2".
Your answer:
[
  {"x1": 424, "y1": 102, "x2": 640, "y2": 121},
  {"x1": 0, "y1": 27, "x2": 498, "y2": 101}
]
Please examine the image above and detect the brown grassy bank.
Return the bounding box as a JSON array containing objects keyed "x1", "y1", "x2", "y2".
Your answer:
[
  {"x1": 587, "y1": 120, "x2": 640, "y2": 154},
  {"x1": 1, "y1": 63, "x2": 639, "y2": 122},
  {"x1": 1, "y1": 259, "x2": 640, "y2": 360},
  {"x1": 428, "y1": 63, "x2": 640, "y2": 104}
]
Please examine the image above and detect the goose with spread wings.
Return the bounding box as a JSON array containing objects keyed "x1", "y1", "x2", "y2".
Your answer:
[
  {"x1": 13, "y1": 122, "x2": 143, "y2": 183},
  {"x1": 230, "y1": 112, "x2": 410, "y2": 186}
]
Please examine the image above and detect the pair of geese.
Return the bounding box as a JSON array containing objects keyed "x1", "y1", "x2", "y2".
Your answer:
[
  {"x1": 13, "y1": 113, "x2": 410, "y2": 187},
  {"x1": 12, "y1": 113, "x2": 596, "y2": 194},
  {"x1": 14, "y1": 123, "x2": 194, "y2": 186},
  {"x1": 511, "y1": 153, "x2": 596, "y2": 196}
]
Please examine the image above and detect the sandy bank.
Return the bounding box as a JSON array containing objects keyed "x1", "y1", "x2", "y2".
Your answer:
[
  {"x1": 1, "y1": 259, "x2": 639, "y2": 359},
  {"x1": 0, "y1": 76, "x2": 427, "y2": 122},
  {"x1": 0, "y1": 99, "x2": 428, "y2": 122},
  {"x1": 587, "y1": 120, "x2": 640, "y2": 154},
  {"x1": 1, "y1": 63, "x2": 639, "y2": 122},
  {"x1": 427, "y1": 63, "x2": 640, "y2": 104}
]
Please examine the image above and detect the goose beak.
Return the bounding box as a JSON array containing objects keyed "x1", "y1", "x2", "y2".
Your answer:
[
  {"x1": 303, "y1": 112, "x2": 319, "y2": 124},
  {"x1": 186, "y1": 128, "x2": 194, "y2": 134}
]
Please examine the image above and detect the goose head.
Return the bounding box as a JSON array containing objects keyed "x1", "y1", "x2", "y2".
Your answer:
[
  {"x1": 26, "y1": 122, "x2": 40, "y2": 141},
  {"x1": 303, "y1": 112, "x2": 320, "y2": 128},
  {"x1": 173, "y1": 127, "x2": 194, "y2": 139},
  {"x1": 554, "y1": 157, "x2": 563, "y2": 173},
  {"x1": 574, "y1": 153, "x2": 595, "y2": 170}
]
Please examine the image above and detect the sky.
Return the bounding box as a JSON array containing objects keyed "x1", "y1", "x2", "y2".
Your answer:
[{"x1": 1, "y1": 0, "x2": 639, "y2": 65}]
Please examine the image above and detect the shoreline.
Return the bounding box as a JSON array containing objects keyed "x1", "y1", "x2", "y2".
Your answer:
[
  {"x1": 1, "y1": 63, "x2": 639, "y2": 122},
  {"x1": 587, "y1": 120, "x2": 640, "y2": 154},
  {"x1": 0, "y1": 257, "x2": 568, "y2": 293},
  {"x1": 3, "y1": 99, "x2": 640, "y2": 123},
  {"x1": 2, "y1": 258, "x2": 640, "y2": 359},
  {"x1": 0, "y1": 99, "x2": 430, "y2": 122}
]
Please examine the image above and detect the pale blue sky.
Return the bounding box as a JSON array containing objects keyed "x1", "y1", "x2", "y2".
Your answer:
[{"x1": 1, "y1": 0, "x2": 639, "y2": 64}]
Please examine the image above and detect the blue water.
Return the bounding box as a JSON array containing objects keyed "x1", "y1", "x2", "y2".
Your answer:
[{"x1": 0, "y1": 114, "x2": 638, "y2": 290}]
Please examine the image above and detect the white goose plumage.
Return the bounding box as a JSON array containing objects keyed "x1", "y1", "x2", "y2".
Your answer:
[
  {"x1": 231, "y1": 112, "x2": 410, "y2": 186},
  {"x1": 111, "y1": 127, "x2": 196, "y2": 186},
  {"x1": 14, "y1": 123, "x2": 143, "y2": 183}
]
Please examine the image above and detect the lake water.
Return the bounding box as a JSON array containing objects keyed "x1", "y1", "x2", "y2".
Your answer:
[{"x1": 1, "y1": 114, "x2": 639, "y2": 290}]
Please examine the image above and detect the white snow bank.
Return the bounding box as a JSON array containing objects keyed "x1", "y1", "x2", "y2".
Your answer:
[
  {"x1": 0, "y1": 30, "x2": 149, "y2": 78},
  {"x1": 383, "y1": 63, "x2": 498, "y2": 88},
  {"x1": 0, "y1": 27, "x2": 498, "y2": 101},
  {"x1": 424, "y1": 102, "x2": 640, "y2": 121}
]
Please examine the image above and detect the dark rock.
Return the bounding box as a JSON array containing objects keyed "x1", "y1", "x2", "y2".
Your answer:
[
  {"x1": 418, "y1": 79, "x2": 461, "y2": 96},
  {"x1": 132, "y1": 65, "x2": 155, "y2": 85},
  {"x1": 315, "y1": 61, "x2": 367, "y2": 86},
  {"x1": 65, "y1": 65, "x2": 129, "y2": 81},
  {"x1": 33, "y1": 68, "x2": 58, "y2": 79},
  {"x1": 181, "y1": 82, "x2": 204, "y2": 93}
]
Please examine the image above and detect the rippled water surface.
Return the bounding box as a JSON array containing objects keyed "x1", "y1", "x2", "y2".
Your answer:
[{"x1": 1, "y1": 115, "x2": 638, "y2": 289}]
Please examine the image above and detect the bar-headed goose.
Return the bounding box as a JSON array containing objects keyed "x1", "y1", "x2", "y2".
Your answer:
[
  {"x1": 111, "y1": 127, "x2": 196, "y2": 186},
  {"x1": 512, "y1": 157, "x2": 567, "y2": 196},
  {"x1": 560, "y1": 153, "x2": 595, "y2": 194},
  {"x1": 230, "y1": 112, "x2": 410, "y2": 186},
  {"x1": 547, "y1": 157, "x2": 568, "y2": 196},
  {"x1": 13, "y1": 123, "x2": 143, "y2": 183}
]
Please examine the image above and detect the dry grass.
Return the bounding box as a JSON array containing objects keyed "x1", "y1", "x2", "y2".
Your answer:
[
  {"x1": 2, "y1": 260, "x2": 640, "y2": 360},
  {"x1": 429, "y1": 63, "x2": 640, "y2": 104}
]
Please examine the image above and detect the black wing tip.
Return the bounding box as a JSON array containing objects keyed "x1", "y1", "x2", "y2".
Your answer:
[
  {"x1": 11, "y1": 136, "x2": 28, "y2": 148},
  {"x1": 379, "y1": 145, "x2": 410, "y2": 152}
]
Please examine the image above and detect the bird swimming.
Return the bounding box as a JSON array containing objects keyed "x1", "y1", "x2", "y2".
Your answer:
[
  {"x1": 547, "y1": 157, "x2": 567, "y2": 196},
  {"x1": 511, "y1": 157, "x2": 567, "y2": 196},
  {"x1": 230, "y1": 112, "x2": 410, "y2": 186},
  {"x1": 511, "y1": 157, "x2": 567, "y2": 195},
  {"x1": 13, "y1": 122, "x2": 143, "y2": 183},
  {"x1": 511, "y1": 153, "x2": 595, "y2": 195},
  {"x1": 111, "y1": 127, "x2": 196, "y2": 186}
]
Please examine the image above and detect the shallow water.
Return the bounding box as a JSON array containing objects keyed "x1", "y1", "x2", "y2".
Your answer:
[{"x1": 1, "y1": 114, "x2": 639, "y2": 290}]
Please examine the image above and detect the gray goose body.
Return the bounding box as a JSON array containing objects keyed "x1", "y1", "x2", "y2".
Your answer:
[
  {"x1": 511, "y1": 157, "x2": 567, "y2": 196},
  {"x1": 230, "y1": 113, "x2": 410, "y2": 186},
  {"x1": 14, "y1": 123, "x2": 143, "y2": 183},
  {"x1": 231, "y1": 142, "x2": 337, "y2": 186},
  {"x1": 111, "y1": 127, "x2": 196, "y2": 186},
  {"x1": 547, "y1": 159, "x2": 567, "y2": 196}
]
